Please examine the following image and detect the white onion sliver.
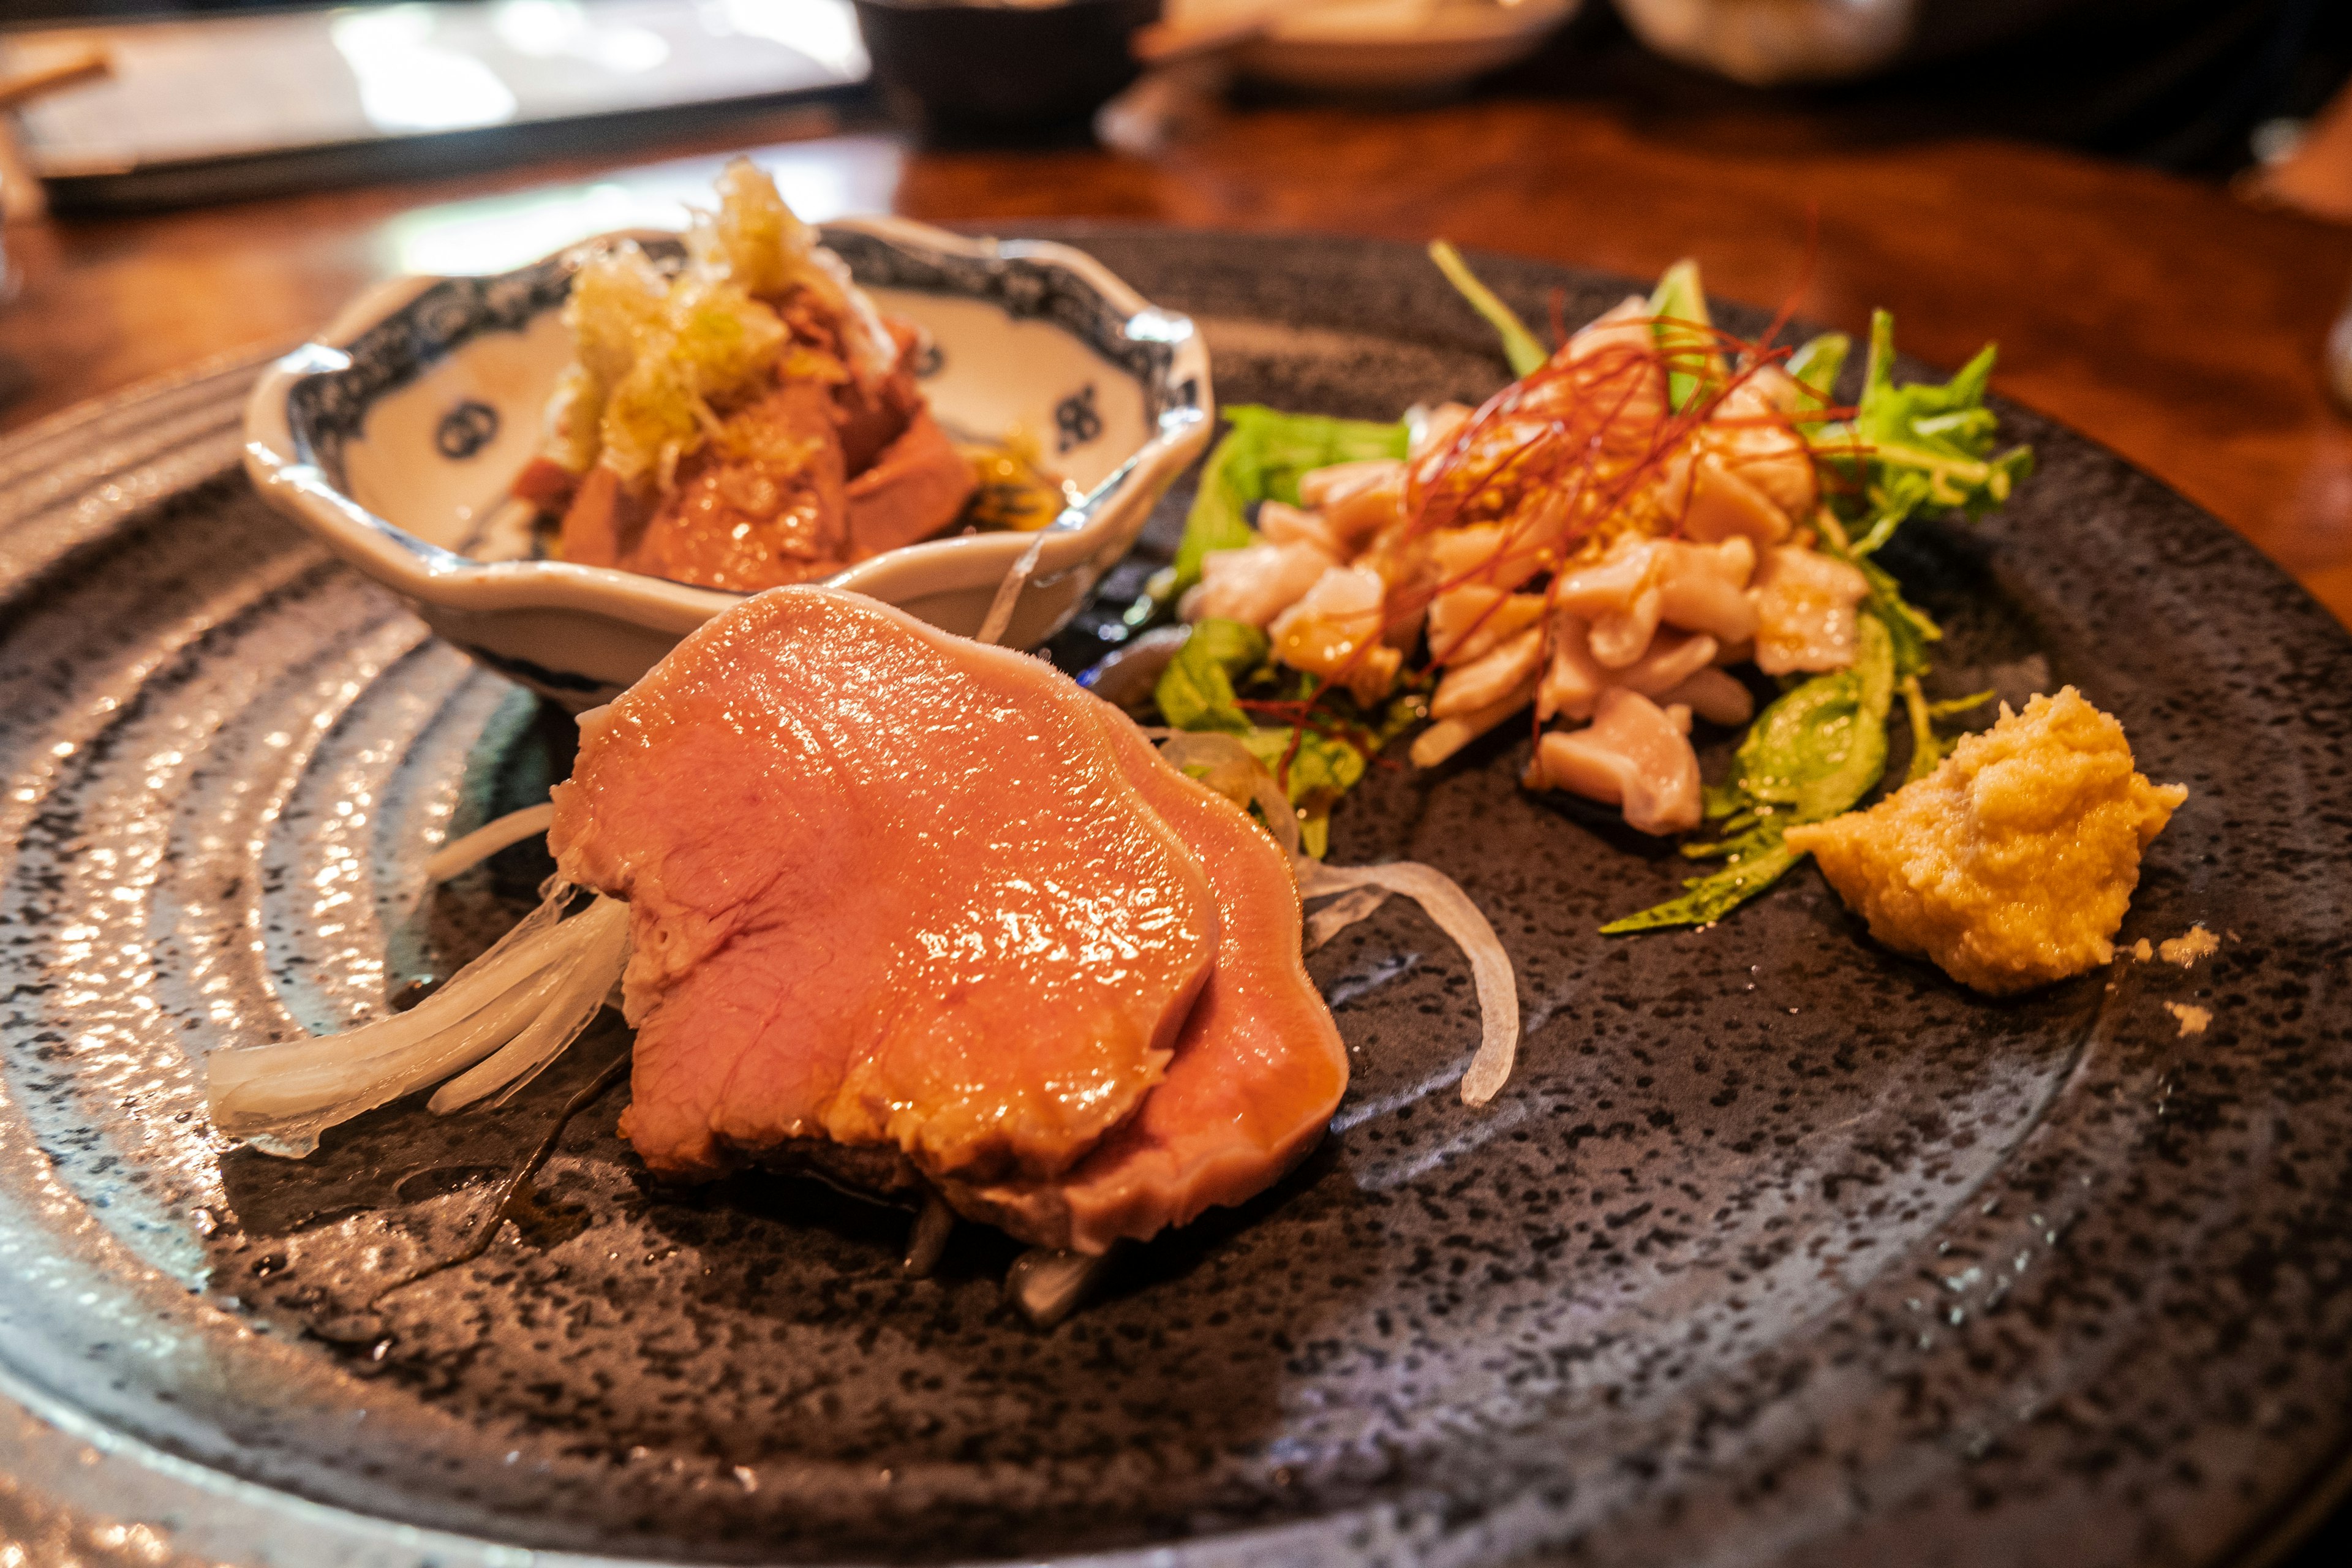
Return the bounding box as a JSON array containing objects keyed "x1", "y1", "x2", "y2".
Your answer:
[
  {"x1": 976, "y1": 533, "x2": 1047, "y2": 646},
  {"x1": 426, "y1": 802, "x2": 556, "y2": 883},
  {"x1": 1303, "y1": 885, "x2": 1393, "y2": 954},
  {"x1": 211, "y1": 960, "x2": 567, "y2": 1156},
  {"x1": 1295, "y1": 858, "x2": 1521, "y2": 1106},
  {"x1": 1152, "y1": 729, "x2": 1301, "y2": 861},
  {"x1": 429, "y1": 897, "x2": 632, "y2": 1112},
  {"x1": 1007, "y1": 1247, "x2": 1114, "y2": 1328},
  {"x1": 902, "y1": 1194, "x2": 957, "y2": 1278},
  {"x1": 206, "y1": 881, "x2": 589, "y2": 1156}
]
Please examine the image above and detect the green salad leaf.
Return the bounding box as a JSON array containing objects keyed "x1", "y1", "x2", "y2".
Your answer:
[
  {"x1": 1785, "y1": 330, "x2": 1850, "y2": 406},
  {"x1": 1603, "y1": 615, "x2": 1895, "y2": 933},
  {"x1": 1430, "y1": 239, "x2": 1549, "y2": 377},
  {"x1": 1170, "y1": 405, "x2": 1409, "y2": 592},
  {"x1": 1648, "y1": 258, "x2": 1722, "y2": 413},
  {"x1": 1153, "y1": 618, "x2": 1266, "y2": 735},
  {"x1": 1850, "y1": 309, "x2": 2034, "y2": 524},
  {"x1": 1154, "y1": 625, "x2": 1422, "y2": 859}
]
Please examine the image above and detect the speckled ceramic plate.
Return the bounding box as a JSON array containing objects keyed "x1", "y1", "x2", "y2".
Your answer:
[{"x1": 2, "y1": 233, "x2": 2349, "y2": 1568}]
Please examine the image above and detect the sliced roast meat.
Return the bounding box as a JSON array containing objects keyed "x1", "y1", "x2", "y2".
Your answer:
[
  {"x1": 947, "y1": 701, "x2": 1349, "y2": 1253},
  {"x1": 549, "y1": 586, "x2": 1219, "y2": 1185}
]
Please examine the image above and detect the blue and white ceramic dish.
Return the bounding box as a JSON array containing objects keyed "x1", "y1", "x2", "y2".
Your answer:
[{"x1": 243, "y1": 217, "x2": 1213, "y2": 707}]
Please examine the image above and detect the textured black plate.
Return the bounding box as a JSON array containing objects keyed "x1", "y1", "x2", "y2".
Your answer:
[{"x1": 2, "y1": 233, "x2": 2350, "y2": 1568}]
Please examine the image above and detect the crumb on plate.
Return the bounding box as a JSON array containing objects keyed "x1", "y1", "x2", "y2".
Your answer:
[
  {"x1": 2165, "y1": 1001, "x2": 2212, "y2": 1037},
  {"x1": 2158, "y1": 925, "x2": 2220, "y2": 967}
]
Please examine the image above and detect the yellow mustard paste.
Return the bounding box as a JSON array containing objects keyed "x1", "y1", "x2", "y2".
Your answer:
[{"x1": 1785, "y1": 687, "x2": 2187, "y2": 995}]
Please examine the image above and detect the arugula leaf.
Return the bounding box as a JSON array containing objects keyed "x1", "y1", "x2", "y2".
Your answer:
[
  {"x1": 1852, "y1": 310, "x2": 2034, "y2": 521},
  {"x1": 1598, "y1": 840, "x2": 1805, "y2": 934},
  {"x1": 1152, "y1": 619, "x2": 1266, "y2": 735},
  {"x1": 1733, "y1": 613, "x2": 1894, "y2": 820},
  {"x1": 1170, "y1": 405, "x2": 1409, "y2": 592},
  {"x1": 1154, "y1": 624, "x2": 1419, "y2": 858},
  {"x1": 1900, "y1": 680, "x2": 1995, "y2": 783},
  {"x1": 1602, "y1": 616, "x2": 1896, "y2": 933},
  {"x1": 1430, "y1": 240, "x2": 1548, "y2": 378}
]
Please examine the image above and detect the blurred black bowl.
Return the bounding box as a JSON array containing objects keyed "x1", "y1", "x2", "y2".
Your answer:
[{"x1": 853, "y1": 0, "x2": 1163, "y2": 137}]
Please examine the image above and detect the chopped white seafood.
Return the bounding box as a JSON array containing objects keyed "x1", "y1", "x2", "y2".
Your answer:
[
  {"x1": 1703, "y1": 373, "x2": 1819, "y2": 521},
  {"x1": 1681, "y1": 451, "x2": 1794, "y2": 546},
  {"x1": 1296, "y1": 458, "x2": 1406, "y2": 546},
  {"x1": 1590, "y1": 586, "x2": 1667, "y2": 672},
  {"x1": 1430, "y1": 521, "x2": 1546, "y2": 595},
  {"x1": 1749, "y1": 543, "x2": 1871, "y2": 674},
  {"x1": 1615, "y1": 627, "x2": 1721, "y2": 699},
  {"x1": 1257, "y1": 499, "x2": 1347, "y2": 558},
  {"x1": 1562, "y1": 296, "x2": 1653, "y2": 363},
  {"x1": 1270, "y1": 564, "x2": 1401, "y2": 703},
  {"x1": 1536, "y1": 612, "x2": 1610, "y2": 723},
  {"x1": 1653, "y1": 537, "x2": 1758, "y2": 643},
  {"x1": 1412, "y1": 669, "x2": 1542, "y2": 767},
  {"x1": 1661, "y1": 666, "x2": 1755, "y2": 726},
  {"x1": 1431, "y1": 625, "x2": 1547, "y2": 719},
  {"x1": 1528, "y1": 687, "x2": 1703, "y2": 835},
  {"x1": 1183, "y1": 539, "x2": 1336, "y2": 628},
  {"x1": 1427, "y1": 584, "x2": 1547, "y2": 666},
  {"x1": 1406, "y1": 402, "x2": 1474, "y2": 462},
  {"x1": 1550, "y1": 535, "x2": 1654, "y2": 617}
]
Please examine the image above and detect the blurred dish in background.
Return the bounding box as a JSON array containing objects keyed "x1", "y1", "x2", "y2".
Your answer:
[
  {"x1": 1154, "y1": 0, "x2": 1577, "y2": 96},
  {"x1": 0, "y1": 0, "x2": 868, "y2": 211},
  {"x1": 852, "y1": 0, "x2": 1161, "y2": 135},
  {"x1": 1611, "y1": 0, "x2": 1909, "y2": 86}
]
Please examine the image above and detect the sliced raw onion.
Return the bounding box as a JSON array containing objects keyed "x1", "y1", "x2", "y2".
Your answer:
[
  {"x1": 1007, "y1": 1246, "x2": 1114, "y2": 1327},
  {"x1": 425, "y1": 802, "x2": 556, "y2": 883},
  {"x1": 902, "y1": 1194, "x2": 957, "y2": 1278},
  {"x1": 1294, "y1": 857, "x2": 1521, "y2": 1106},
  {"x1": 976, "y1": 533, "x2": 1048, "y2": 646},
  {"x1": 428, "y1": 894, "x2": 631, "y2": 1112},
  {"x1": 1303, "y1": 884, "x2": 1393, "y2": 954},
  {"x1": 206, "y1": 883, "x2": 631, "y2": 1157}
]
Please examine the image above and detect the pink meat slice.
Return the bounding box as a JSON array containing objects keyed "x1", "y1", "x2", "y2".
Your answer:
[
  {"x1": 548, "y1": 586, "x2": 1218, "y2": 1185},
  {"x1": 947, "y1": 703, "x2": 1351, "y2": 1253}
]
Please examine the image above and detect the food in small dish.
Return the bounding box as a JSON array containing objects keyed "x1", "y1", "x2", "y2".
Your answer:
[
  {"x1": 508, "y1": 160, "x2": 987, "y2": 594},
  {"x1": 1785, "y1": 687, "x2": 2187, "y2": 995}
]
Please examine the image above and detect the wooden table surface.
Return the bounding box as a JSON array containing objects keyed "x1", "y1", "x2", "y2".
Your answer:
[{"x1": 4, "y1": 94, "x2": 2350, "y2": 635}]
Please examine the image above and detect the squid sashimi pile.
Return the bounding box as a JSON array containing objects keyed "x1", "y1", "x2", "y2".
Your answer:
[
  {"x1": 509, "y1": 160, "x2": 976, "y2": 594},
  {"x1": 546, "y1": 587, "x2": 1349, "y2": 1253},
  {"x1": 1153, "y1": 249, "x2": 2035, "y2": 935},
  {"x1": 1182, "y1": 298, "x2": 1853, "y2": 835}
]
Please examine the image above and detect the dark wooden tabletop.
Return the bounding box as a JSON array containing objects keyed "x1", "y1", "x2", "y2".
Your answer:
[
  {"x1": 1, "y1": 86, "x2": 2350, "y2": 1566},
  {"x1": 5, "y1": 96, "x2": 2350, "y2": 630}
]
